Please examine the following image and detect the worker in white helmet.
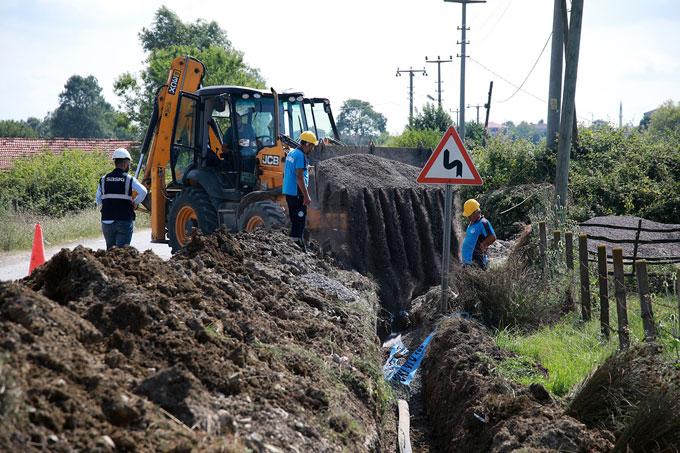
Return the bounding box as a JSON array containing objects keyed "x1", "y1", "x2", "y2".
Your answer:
[{"x1": 95, "y1": 148, "x2": 148, "y2": 250}]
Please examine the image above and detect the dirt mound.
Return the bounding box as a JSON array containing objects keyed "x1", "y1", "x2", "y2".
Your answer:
[
  {"x1": 0, "y1": 229, "x2": 393, "y2": 451},
  {"x1": 313, "y1": 154, "x2": 461, "y2": 317},
  {"x1": 423, "y1": 317, "x2": 614, "y2": 452},
  {"x1": 567, "y1": 343, "x2": 680, "y2": 451}
]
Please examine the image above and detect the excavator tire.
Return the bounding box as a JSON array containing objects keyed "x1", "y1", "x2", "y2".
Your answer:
[
  {"x1": 168, "y1": 186, "x2": 218, "y2": 252},
  {"x1": 238, "y1": 200, "x2": 287, "y2": 232}
]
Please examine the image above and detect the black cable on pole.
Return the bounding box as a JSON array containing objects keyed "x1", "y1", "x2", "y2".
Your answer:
[
  {"x1": 497, "y1": 32, "x2": 553, "y2": 103},
  {"x1": 468, "y1": 57, "x2": 546, "y2": 103}
]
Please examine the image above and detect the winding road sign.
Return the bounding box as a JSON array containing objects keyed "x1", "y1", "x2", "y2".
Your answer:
[{"x1": 416, "y1": 126, "x2": 483, "y2": 185}]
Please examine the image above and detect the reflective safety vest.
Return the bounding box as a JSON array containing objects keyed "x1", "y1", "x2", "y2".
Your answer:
[{"x1": 100, "y1": 168, "x2": 135, "y2": 221}]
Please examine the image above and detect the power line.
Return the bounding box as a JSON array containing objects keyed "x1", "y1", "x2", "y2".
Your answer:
[
  {"x1": 479, "y1": 0, "x2": 515, "y2": 42},
  {"x1": 497, "y1": 32, "x2": 552, "y2": 103},
  {"x1": 468, "y1": 56, "x2": 546, "y2": 103}
]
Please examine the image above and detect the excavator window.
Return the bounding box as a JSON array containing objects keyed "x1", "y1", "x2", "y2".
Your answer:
[
  {"x1": 170, "y1": 94, "x2": 198, "y2": 183},
  {"x1": 232, "y1": 96, "x2": 276, "y2": 189}
]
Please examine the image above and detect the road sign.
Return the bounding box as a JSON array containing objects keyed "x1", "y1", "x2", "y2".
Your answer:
[{"x1": 416, "y1": 126, "x2": 483, "y2": 185}]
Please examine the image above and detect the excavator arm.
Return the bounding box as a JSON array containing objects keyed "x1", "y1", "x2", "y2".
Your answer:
[{"x1": 139, "y1": 56, "x2": 205, "y2": 242}]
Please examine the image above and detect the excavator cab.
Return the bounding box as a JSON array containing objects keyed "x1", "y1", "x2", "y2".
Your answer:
[{"x1": 303, "y1": 98, "x2": 343, "y2": 145}]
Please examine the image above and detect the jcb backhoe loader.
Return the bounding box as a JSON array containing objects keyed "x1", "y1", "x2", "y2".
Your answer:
[{"x1": 139, "y1": 55, "x2": 305, "y2": 250}]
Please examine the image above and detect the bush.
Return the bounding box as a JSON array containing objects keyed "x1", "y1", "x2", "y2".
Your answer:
[
  {"x1": 463, "y1": 127, "x2": 680, "y2": 225},
  {"x1": 0, "y1": 150, "x2": 112, "y2": 217},
  {"x1": 384, "y1": 128, "x2": 442, "y2": 149}
]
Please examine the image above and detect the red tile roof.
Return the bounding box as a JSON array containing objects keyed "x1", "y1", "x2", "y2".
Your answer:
[{"x1": 0, "y1": 138, "x2": 140, "y2": 170}]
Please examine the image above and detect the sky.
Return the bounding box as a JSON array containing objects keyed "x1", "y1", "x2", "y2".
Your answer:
[{"x1": 1, "y1": 0, "x2": 679, "y2": 135}]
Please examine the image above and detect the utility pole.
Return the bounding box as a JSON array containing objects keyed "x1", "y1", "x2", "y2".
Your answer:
[
  {"x1": 425, "y1": 55, "x2": 453, "y2": 109},
  {"x1": 441, "y1": 0, "x2": 485, "y2": 311},
  {"x1": 467, "y1": 104, "x2": 482, "y2": 123},
  {"x1": 546, "y1": 0, "x2": 564, "y2": 151},
  {"x1": 619, "y1": 101, "x2": 623, "y2": 128},
  {"x1": 482, "y1": 81, "x2": 493, "y2": 146},
  {"x1": 555, "y1": 0, "x2": 584, "y2": 210},
  {"x1": 396, "y1": 67, "x2": 427, "y2": 124}
]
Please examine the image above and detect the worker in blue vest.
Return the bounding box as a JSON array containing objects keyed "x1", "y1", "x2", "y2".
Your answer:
[
  {"x1": 282, "y1": 130, "x2": 318, "y2": 252},
  {"x1": 95, "y1": 148, "x2": 148, "y2": 250},
  {"x1": 461, "y1": 199, "x2": 496, "y2": 269}
]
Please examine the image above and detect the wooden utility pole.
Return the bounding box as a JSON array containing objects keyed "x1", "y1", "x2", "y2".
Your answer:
[
  {"x1": 555, "y1": 0, "x2": 584, "y2": 209},
  {"x1": 546, "y1": 0, "x2": 564, "y2": 151},
  {"x1": 482, "y1": 81, "x2": 493, "y2": 146}
]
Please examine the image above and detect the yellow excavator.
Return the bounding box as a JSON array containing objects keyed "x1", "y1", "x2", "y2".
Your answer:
[
  {"x1": 137, "y1": 55, "x2": 351, "y2": 251},
  {"x1": 137, "y1": 55, "x2": 316, "y2": 251}
]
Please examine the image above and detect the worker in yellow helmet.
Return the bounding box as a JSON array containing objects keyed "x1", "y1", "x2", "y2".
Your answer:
[
  {"x1": 461, "y1": 199, "x2": 496, "y2": 269},
  {"x1": 282, "y1": 131, "x2": 318, "y2": 252}
]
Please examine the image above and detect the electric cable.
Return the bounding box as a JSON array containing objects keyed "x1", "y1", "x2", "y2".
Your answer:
[
  {"x1": 468, "y1": 56, "x2": 546, "y2": 104},
  {"x1": 496, "y1": 31, "x2": 553, "y2": 103}
]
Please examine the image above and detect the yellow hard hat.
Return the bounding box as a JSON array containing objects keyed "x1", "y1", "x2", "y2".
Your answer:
[
  {"x1": 463, "y1": 199, "x2": 481, "y2": 217},
  {"x1": 299, "y1": 130, "x2": 319, "y2": 146}
]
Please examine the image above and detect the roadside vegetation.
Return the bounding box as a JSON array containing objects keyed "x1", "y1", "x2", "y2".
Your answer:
[{"x1": 495, "y1": 292, "x2": 680, "y2": 396}]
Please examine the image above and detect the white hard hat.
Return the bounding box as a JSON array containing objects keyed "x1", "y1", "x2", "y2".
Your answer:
[{"x1": 112, "y1": 148, "x2": 131, "y2": 160}]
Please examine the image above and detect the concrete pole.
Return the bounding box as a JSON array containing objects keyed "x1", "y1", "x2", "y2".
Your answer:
[
  {"x1": 409, "y1": 70, "x2": 414, "y2": 122},
  {"x1": 555, "y1": 0, "x2": 584, "y2": 209},
  {"x1": 459, "y1": 1, "x2": 467, "y2": 142},
  {"x1": 546, "y1": 0, "x2": 564, "y2": 151}
]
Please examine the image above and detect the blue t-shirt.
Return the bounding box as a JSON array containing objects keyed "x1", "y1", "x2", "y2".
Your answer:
[
  {"x1": 282, "y1": 148, "x2": 308, "y2": 196},
  {"x1": 461, "y1": 216, "x2": 496, "y2": 265}
]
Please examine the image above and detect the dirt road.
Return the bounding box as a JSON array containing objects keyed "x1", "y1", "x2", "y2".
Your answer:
[{"x1": 0, "y1": 228, "x2": 172, "y2": 281}]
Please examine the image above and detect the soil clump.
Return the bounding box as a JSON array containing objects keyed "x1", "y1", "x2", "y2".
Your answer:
[
  {"x1": 0, "y1": 229, "x2": 393, "y2": 452},
  {"x1": 313, "y1": 154, "x2": 461, "y2": 317},
  {"x1": 423, "y1": 317, "x2": 614, "y2": 452}
]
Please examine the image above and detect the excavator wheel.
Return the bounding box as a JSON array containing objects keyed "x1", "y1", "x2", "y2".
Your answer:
[
  {"x1": 238, "y1": 200, "x2": 287, "y2": 232},
  {"x1": 168, "y1": 187, "x2": 218, "y2": 252}
]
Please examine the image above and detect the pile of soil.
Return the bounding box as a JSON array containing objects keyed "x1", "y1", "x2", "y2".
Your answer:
[
  {"x1": 422, "y1": 317, "x2": 614, "y2": 452},
  {"x1": 0, "y1": 230, "x2": 393, "y2": 451},
  {"x1": 313, "y1": 154, "x2": 461, "y2": 315},
  {"x1": 567, "y1": 343, "x2": 680, "y2": 451}
]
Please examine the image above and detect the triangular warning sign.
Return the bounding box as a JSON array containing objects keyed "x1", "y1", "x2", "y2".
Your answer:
[{"x1": 417, "y1": 126, "x2": 483, "y2": 185}]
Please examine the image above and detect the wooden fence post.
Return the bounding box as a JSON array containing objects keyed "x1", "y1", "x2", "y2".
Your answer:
[
  {"x1": 565, "y1": 232, "x2": 574, "y2": 270},
  {"x1": 636, "y1": 260, "x2": 656, "y2": 341},
  {"x1": 613, "y1": 248, "x2": 629, "y2": 349},
  {"x1": 579, "y1": 234, "x2": 591, "y2": 321},
  {"x1": 597, "y1": 245, "x2": 610, "y2": 340},
  {"x1": 552, "y1": 230, "x2": 561, "y2": 251},
  {"x1": 631, "y1": 218, "x2": 643, "y2": 277},
  {"x1": 539, "y1": 222, "x2": 547, "y2": 267}
]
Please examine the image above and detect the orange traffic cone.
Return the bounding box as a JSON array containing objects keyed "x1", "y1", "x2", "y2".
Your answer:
[{"x1": 29, "y1": 223, "x2": 46, "y2": 275}]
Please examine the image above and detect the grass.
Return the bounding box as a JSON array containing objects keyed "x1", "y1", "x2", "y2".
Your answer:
[
  {"x1": 495, "y1": 293, "x2": 680, "y2": 396},
  {"x1": 0, "y1": 208, "x2": 151, "y2": 252}
]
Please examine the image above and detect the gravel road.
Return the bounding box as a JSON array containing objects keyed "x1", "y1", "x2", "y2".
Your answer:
[{"x1": 0, "y1": 228, "x2": 172, "y2": 281}]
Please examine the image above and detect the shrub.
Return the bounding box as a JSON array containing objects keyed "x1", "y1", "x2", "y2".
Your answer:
[
  {"x1": 385, "y1": 128, "x2": 442, "y2": 149},
  {"x1": 0, "y1": 149, "x2": 112, "y2": 217},
  {"x1": 463, "y1": 127, "x2": 680, "y2": 225}
]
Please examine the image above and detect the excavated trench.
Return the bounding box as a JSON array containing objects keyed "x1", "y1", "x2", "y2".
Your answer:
[{"x1": 312, "y1": 154, "x2": 461, "y2": 324}]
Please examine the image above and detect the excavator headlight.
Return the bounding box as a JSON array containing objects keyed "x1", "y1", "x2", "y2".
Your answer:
[
  {"x1": 242, "y1": 93, "x2": 250, "y2": 99},
  {"x1": 253, "y1": 93, "x2": 261, "y2": 99}
]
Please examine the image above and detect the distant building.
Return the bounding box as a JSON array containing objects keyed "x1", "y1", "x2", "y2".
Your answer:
[
  {"x1": 0, "y1": 138, "x2": 139, "y2": 170},
  {"x1": 486, "y1": 122, "x2": 507, "y2": 135}
]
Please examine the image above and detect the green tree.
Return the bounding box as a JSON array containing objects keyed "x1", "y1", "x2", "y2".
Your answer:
[
  {"x1": 0, "y1": 120, "x2": 38, "y2": 138},
  {"x1": 464, "y1": 121, "x2": 486, "y2": 149},
  {"x1": 51, "y1": 75, "x2": 116, "y2": 138},
  {"x1": 115, "y1": 7, "x2": 264, "y2": 132},
  {"x1": 410, "y1": 103, "x2": 453, "y2": 132},
  {"x1": 138, "y1": 6, "x2": 230, "y2": 52},
  {"x1": 386, "y1": 128, "x2": 442, "y2": 148},
  {"x1": 649, "y1": 100, "x2": 680, "y2": 135},
  {"x1": 336, "y1": 99, "x2": 387, "y2": 145}
]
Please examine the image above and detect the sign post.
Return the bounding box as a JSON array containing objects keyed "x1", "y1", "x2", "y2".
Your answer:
[{"x1": 417, "y1": 126, "x2": 483, "y2": 310}]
